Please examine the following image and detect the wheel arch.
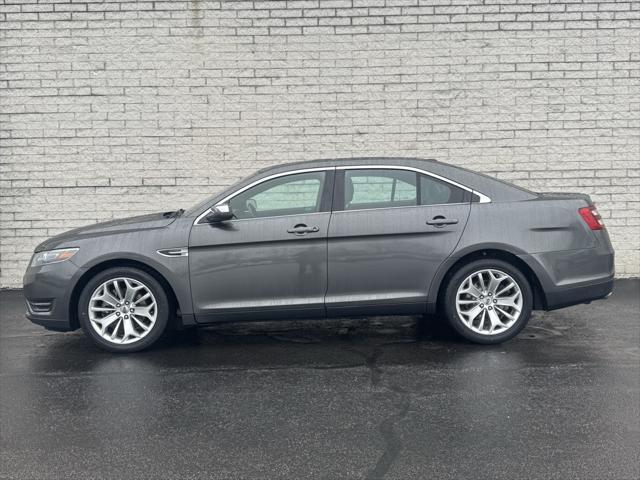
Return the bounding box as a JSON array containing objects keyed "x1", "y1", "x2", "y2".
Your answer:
[
  {"x1": 69, "y1": 258, "x2": 182, "y2": 330},
  {"x1": 429, "y1": 246, "x2": 548, "y2": 311}
]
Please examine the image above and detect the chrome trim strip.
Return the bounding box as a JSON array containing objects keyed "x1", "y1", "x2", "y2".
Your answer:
[
  {"x1": 194, "y1": 167, "x2": 334, "y2": 225},
  {"x1": 333, "y1": 202, "x2": 470, "y2": 215},
  {"x1": 472, "y1": 191, "x2": 492, "y2": 204},
  {"x1": 335, "y1": 164, "x2": 478, "y2": 196},
  {"x1": 194, "y1": 209, "x2": 213, "y2": 225},
  {"x1": 194, "y1": 164, "x2": 492, "y2": 225},
  {"x1": 213, "y1": 211, "x2": 330, "y2": 224},
  {"x1": 157, "y1": 247, "x2": 189, "y2": 257}
]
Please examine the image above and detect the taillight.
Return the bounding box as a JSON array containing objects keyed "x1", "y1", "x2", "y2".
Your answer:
[{"x1": 579, "y1": 205, "x2": 604, "y2": 230}]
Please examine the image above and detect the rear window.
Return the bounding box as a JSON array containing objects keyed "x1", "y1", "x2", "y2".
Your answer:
[
  {"x1": 420, "y1": 175, "x2": 467, "y2": 205},
  {"x1": 340, "y1": 169, "x2": 469, "y2": 211},
  {"x1": 344, "y1": 169, "x2": 417, "y2": 210}
]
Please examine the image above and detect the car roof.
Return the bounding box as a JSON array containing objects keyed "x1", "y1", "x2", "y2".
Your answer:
[
  {"x1": 257, "y1": 157, "x2": 535, "y2": 200},
  {"x1": 255, "y1": 157, "x2": 441, "y2": 173},
  {"x1": 186, "y1": 157, "x2": 536, "y2": 216}
]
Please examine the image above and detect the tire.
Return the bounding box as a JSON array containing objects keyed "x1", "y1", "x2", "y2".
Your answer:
[
  {"x1": 78, "y1": 267, "x2": 170, "y2": 352},
  {"x1": 442, "y1": 259, "x2": 533, "y2": 344}
]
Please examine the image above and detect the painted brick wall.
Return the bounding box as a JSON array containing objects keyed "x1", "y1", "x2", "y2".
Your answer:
[{"x1": 1, "y1": 0, "x2": 639, "y2": 287}]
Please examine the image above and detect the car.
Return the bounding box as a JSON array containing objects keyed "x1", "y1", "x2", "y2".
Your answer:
[{"x1": 23, "y1": 158, "x2": 615, "y2": 352}]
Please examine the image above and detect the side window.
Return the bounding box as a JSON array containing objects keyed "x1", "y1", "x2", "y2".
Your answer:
[
  {"x1": 419, "y1": 175, "x2": 467, "y2": 205},
  {"x1": 229, "y1": 172, "x2": 326, "y2": 219},
  {"x1": 344, "y1": 169, "x2": 417, "y2": 210}
]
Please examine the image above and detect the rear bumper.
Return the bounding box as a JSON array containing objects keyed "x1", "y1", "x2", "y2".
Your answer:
[
  {"x1": 543, "y1": 277, "x2": 614, "y2": 311},
  {"x1": 519, "y1": 246, "x2": 615, "y2": 311}
]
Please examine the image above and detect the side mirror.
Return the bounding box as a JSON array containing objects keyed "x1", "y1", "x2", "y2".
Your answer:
[{"x1": 205, "y1": 203, "x2": 234, "y2": 223}]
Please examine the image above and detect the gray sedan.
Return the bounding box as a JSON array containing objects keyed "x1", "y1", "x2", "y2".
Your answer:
[{"x1": 23, "y1": 158, "x2": 615, "y2": 352}]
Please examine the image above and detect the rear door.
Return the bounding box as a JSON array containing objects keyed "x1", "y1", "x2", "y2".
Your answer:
[
  {"x1": 325, "y1": 167, "x2": 471, "y2": 316},
  {"x1": 189, "y1": 168, "x2": 334, "y2": 323}
]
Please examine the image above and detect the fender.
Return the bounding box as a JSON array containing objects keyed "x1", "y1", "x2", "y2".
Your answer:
[
  {"x1": 69, "y1": 251, "x2": 195, "y2": 326},
  {"x1": 425, "y1": 242, "x2": 549, "y2": 312}
]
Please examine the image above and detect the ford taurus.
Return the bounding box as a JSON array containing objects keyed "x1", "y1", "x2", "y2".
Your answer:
[{"x1": 23, "y1": 158, "x2": 615, "y2": 352}]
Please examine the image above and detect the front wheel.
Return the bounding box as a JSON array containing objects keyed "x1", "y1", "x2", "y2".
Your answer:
[
  {"x1": 78, "y1": 267, "x2": 170, "y2": 352},
  {"x1": 443, "y1": 259, "x2": 533, "y2": 344}
]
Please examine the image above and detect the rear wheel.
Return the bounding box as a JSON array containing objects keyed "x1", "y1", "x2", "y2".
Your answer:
[
  {"x1": 443, "y1": 259, "x2": 532, "y2": 344},
  {"x1": 78, "y1": 267, "x2": 170, "y2": 352}
]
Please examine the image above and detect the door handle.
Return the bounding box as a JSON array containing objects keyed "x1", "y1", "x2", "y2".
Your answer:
[
  {"x1": 427, "y1": 216, "x2": 459, "y2": 227},
  {"x1": 287, "y1": 224, "x2": 320, "y2": 235}
]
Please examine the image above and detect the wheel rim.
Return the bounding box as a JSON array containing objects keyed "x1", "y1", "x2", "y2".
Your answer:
[
  {"x1": 88, "y1": 277, "x2": 157, "y2": 345},
  {"x1": 455, "y1": 269, "x2": 523, "y2": 335}
]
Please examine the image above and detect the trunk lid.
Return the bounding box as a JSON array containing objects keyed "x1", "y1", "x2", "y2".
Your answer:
[{"x1": 534, "y1": 192, "x2": 593, "y2": 205}]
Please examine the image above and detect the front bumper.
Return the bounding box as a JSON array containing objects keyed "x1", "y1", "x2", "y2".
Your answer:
[{"x1": 23, "y1": 260, "x2": 83, "y2": 331}]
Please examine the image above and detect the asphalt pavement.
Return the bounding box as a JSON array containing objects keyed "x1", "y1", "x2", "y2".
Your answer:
[{"x1": 1, "y1": 280, "x2": 638, "y2": 480}]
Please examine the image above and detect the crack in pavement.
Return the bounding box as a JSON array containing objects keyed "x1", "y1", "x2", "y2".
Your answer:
[
  {"x1": 341, "y1": 343, "x2": 412, "y2": 480},
  {"x1": 365, "y1": 346, "x2": 383, "y2": 387},
  {"x1": 366, "y1": 381, "x2": 410, "y2": 480}
]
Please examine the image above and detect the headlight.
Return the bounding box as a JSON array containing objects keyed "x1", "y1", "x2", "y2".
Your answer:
[{"x1": 31, "y1": 248, "x2": 79, "y2": 267}]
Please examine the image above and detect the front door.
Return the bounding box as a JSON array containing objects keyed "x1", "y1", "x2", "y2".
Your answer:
[
  {"x1": 326, "y1": 167, "x2": 471, "y2": 316},
  {"x1": 189, "y1": 169, "x2": 334, "y2": 323}
]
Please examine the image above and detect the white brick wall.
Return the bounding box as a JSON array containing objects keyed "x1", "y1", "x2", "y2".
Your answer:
[{"x1": 1, "y1": 0, "x2": 639, "y2": 287}]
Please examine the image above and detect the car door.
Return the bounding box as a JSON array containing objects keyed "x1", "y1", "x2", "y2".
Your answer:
[
  {"x1": 189, "y1": 168, "x2": 334, "y2": 323},
  {"x1": 325, "y1": 166, "x2": 471, "y2": 316}
]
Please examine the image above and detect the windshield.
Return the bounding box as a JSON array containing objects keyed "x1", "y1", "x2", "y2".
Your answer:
[
  {"x1": 183, "y1": 179, "x2": 246, "y2": 217},
  {"x1": 184, "y1": 196, "x2": 216, "y2": 217}
]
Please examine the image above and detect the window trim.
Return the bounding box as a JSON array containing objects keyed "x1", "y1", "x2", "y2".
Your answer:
[
  {"x1": 336, "y1": 164, "x2": 489, "y2": 201},
  {"x1": 334, "y1": 165, "x2": 490, "y2": 212},
  {"x1": 230, "y1": 171, "x2": 327, "y2": 219},
  {"x1": 194, "y1": 164, "x2": 491, "y2": 225},
  {"x1": 330, "y1": 202, "x2": 472, "y2": 215},
  {"x1": 194, "y1": 167, "x2": 334, "y2": 225},
  {"x1": 418, "y1": 171, "x2": 468, "y2": 206},
  {"x1": 338, "y1": 168, "x2": 419, "y2": 212}
]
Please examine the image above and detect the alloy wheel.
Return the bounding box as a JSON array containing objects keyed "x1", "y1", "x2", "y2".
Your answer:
[
  {"x1": 88, "y1": 277, "x2": 157, "y2": 344},
  {"x1": 455, "y1": 269, "x2": 523, "y2": 335}
]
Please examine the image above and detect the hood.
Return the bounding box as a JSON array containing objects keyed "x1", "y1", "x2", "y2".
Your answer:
[{"x1": 35, "y1": 212, "x2": 179, "y2": 252}]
